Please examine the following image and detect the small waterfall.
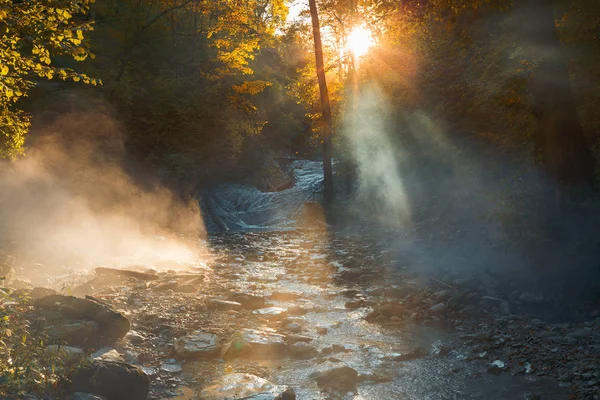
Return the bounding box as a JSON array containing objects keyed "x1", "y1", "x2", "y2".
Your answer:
[{"x1": 201, "y1": 160, "x2": 324, "y2": 232}]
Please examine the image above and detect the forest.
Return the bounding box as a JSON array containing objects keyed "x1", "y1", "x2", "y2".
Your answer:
[{"x1": 1, "y1": 0, "x2": 600, "y2": 399}]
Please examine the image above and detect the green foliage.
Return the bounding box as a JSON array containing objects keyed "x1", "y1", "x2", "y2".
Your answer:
[
  {"x1": 0, "y1": 291, "x2": 80, "y2": 398},
  {"x1": 0, "y1": 0, "x2": 99, "y2": 159}
]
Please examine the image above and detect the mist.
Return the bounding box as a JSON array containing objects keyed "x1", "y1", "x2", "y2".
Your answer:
[{"x1": 0, "y1": 91, "x2": 204, "y2": 281}]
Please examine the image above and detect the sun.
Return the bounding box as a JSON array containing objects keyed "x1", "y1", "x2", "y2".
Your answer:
[{"x1": 346, "y1": 26, "x2": 374, "y2": 58}]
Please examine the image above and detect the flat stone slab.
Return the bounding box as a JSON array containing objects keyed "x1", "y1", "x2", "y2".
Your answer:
[
  {"x1": 174, "y1": 331, "x2": 219, "y2": 358},
  {"x1": 252, "y1": 307, "x2": 288, "y2": 320},
  {"x1": 222, "y1": 328, "x2": 288, "y2": 359}
]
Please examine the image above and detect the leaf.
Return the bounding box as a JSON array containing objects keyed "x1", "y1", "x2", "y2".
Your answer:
[{"x1": 0, "y1": 65, "x2": 8, "y2": 76}]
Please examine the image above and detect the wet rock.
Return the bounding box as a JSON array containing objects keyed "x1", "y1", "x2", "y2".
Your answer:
[
  {"x1": 488, "y1": 359, "x2": 507, "y2": 375},
  {"x1": 287, "y1": 306, "x2": 307, "y2": 316},
  {"x1": 429, "y1": 303, "x2": 446, "y2": 314},
  {"x1": 345, "y1": 300, "x2": 366, "y2": 309},
  {"x1": 288, "y1": 342, "x2": 318, "y2": 359},
  {"x1": 35, "y1": 295, "x2": 130, "y2": 349},
  {"x1": 253, "y1": 307, "x2": 288, "y2": 320},
  {"x1": 285, "y1": 323, "x2": 302, "y2": 333},
  {"x1": 209, "y1": 299, "x2": 243, "y2": 311},
  {"x1": 460, "y1": 331, "x2": 491, "y2": 341},
  {"x1": 367, "y1": 303, "x2": 403, "y2": 320},
  {"x1": 174, "y1": 331, "x2": 219, "y2": 358},
  {"x1": 69, "y1": 361, "x2": 150, "y2": 400},
  {"x1": 270, "y1": 291, "x2": 303, "y2": 302},
  {"x1": 286, "y1": 334, "x2": 312, "y2": 345},
  {"x1": 160, "y1": 359, "x2": 183, "y2": 373},
  {"x1": 359, "y1": 368, "x2": 396, "y2": 383},
  {"x1": 229, "y1": 293, "x2": 266, "y2": 310},
  {"x1": 222, "y1": 328, "x2": 288, "y2": 360},
  {"x1": 332, "y1": 344, "x2": 347, "y2": 354},
  {"x1": 392, "y1": 346, "x2": 428, "y2": 361},
  {"x1": 316, "y1": 326, "x2": 328, "y2": 335},
  {"x1": 430, "y1": 340, "x2": 451, "y2": 357},
  {"x1": 46, "y1": 345, "x2": 85, "y2": 365},
  {"x1": 310, "y1": 363, "x2": 359, "y2": 394},
  {"x1": 200, "y1": 373, "x2": 295, "y2": 400}
]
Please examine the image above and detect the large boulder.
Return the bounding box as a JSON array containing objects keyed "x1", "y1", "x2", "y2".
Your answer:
[
  {"x1": 69, "y1": 361, "x2": 150, "y2": 400},
  {"x1": 35, "y1": 295, "x2": 130, "y2": 349}
]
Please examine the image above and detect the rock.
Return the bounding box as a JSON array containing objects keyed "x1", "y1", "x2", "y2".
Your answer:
[
  {"x1": 174, "y1": 331, "x2": 219, "y2": 358},
  {"x1": 69, "y1": 393, "x2": 107, "y2": 400},
  {"x1": 285, "y1": 323, "x2": 302, "y2": 333},
  {"x1": 228, "y1": 293, "x2": 266, "y2": 310},
  {"x1": 35, "y1": 295, "x2": 130, "y2": 349},
  {"x1": 500, "y1": 302, "x2": 510, "y2": 315},
  {"x1": 269, "y1": 291, "x2": 303, "y2": 302},
  {"x1": 200, "y1": 373, "x2": 295, "y2": 400},
  {"x1": 316, "y1": 326, "x2": 328, "y2": 335},
  {"x1": 90, "y1": 347, "x2": 124, "y2": 363},
  {"x1": 46, "y1": 345, "x2": 85, "y2": 365},
  {"x1": 332, "y1": 344, "x2": 347, "y2": 353},
  {"x1": 287, "y1": 306, "x2": 307, "y2": 316},
  {"x1": 488, "y1": 360, "x2": 506, "y2": 375},
  {"x1": 209, "y1": 299, "x2": 243, "y2": 311},
  {"x1": 345, "y1": 300, "x2": 366, "y2": 309},
  {"x1": 252, "y1": 307, "x2": 287, "y2": 320},
  {"x1": 288, "y1": 342, "x2": 318, "y2": 359},
  {"x1": 286, "y1": 334, "x2": 312, "y2": 345},
  {"x1": 392, "y1": 346, "x2": 428, "y2": 361},
  {"x1": 222, "y1": 328, "x2": 288, "y2": 360},
  {"x1": 460, "y1": 331, "x2": 491, "y2": 341},
  {"x1": 429, "y1": 303, "x2": 446, "y2": 314},
  {"x1": 310, "y1": 363, "x2": 359, "y2": 393},
  {"x1": 160, "y1": 359, "x2": 183, "y2": 373},
  {"x1": 125, "y1": 330, "x2": 145, "y2": 345},
  {"x1": 46, "y1": 320, "x2": 100, "y2": 345},
  {"x1": 430, "y1": 340, "x2": 450, "y2": 357},
  {"x1": 367, "y1": 303, "x2": 403, "y2": 320},
  {"x1": 69, "y1": 361, "x2": 150, "y2": 400}
]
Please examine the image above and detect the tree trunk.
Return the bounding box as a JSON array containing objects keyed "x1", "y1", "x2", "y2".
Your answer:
[
  {"x1": 521, "y1": 0, "x2": 596, "y2": 203},
  {"x1": 308, "y1": 0, "x2": 334, "y2": 203}
]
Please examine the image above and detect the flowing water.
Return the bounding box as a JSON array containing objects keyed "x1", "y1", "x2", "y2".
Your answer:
[
  {"x1": 201, "y1": 160, "x2": 324, "y2": 232},
  {"x1": 186, "y1": 164, "x2": 567, "y2": 399}
]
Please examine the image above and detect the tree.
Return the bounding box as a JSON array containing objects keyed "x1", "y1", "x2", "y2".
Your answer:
[
  {"x1": 519, "y1": 0, "x2": 596, "y2": 202},
  {"x1": 0, "y1": 0, "x2": 99, "y2": 159},
  {"x1": 308, "y1": 0, "x2": 334, "y2": 202}
]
